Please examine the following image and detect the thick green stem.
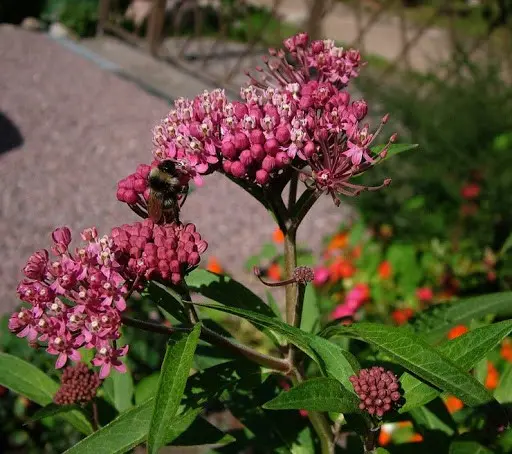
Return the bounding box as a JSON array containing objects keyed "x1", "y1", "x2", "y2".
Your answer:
[
  {"x1": 292, "y1": 370, "x2": 334, "y2": 454},
  {"x1": 284, "y1": 229, "x2": 297, "y2": 326}
]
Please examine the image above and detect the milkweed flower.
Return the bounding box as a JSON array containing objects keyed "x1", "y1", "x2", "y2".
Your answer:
[
  {"x1": 10, "y1": 222, "x2": 207, "y2": 376},
  {"x1": 117, "y1": 33, "x2": 395, "y2": 215}
]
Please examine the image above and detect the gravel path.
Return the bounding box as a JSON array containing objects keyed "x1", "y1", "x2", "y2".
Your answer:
[{"x1": 0, "y1": 25, "x2": 352, "y2": 315}]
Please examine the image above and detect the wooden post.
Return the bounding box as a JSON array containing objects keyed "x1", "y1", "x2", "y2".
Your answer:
[
  {"x1": 147, "y1": 0, "x2": 167, "y2": 56},
  {"x1": 97, "y1": 0, "x2": 111, "y2": 36},
  {"x1": 305, "y1": 0, "x2": 328, "y2": 40}
]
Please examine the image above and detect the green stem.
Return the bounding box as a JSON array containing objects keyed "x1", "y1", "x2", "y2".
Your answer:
[
  {"x1": 292, "y1": 370, "x2": 334, "y2": 454},
  {"x1": 121, "y1": 315, "x2": 291, "y2": 373},
  {"x1": 284, "y1": 228, "x2": 297, "y2": 327}
]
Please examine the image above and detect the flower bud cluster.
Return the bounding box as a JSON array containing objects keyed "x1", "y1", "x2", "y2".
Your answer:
[
  {"x1": 54, "y1": 363, "x2": 100, "y2": 405},
  {"x1": 350, "y1": 366, "x2": 402, "y2": 417},
  {"x1": 111, "y1": 219, "x2": 207, "y2": 284}
]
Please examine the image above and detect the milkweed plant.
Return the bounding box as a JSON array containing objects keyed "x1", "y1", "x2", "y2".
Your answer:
[{"x1": 1, "y1": 33, "x2": 511, "y2": 454}]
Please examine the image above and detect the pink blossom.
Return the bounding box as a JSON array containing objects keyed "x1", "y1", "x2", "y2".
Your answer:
[
  {"x1": 92, "y1": 344, "x2": 129, "y2": 379},
  {"x1": 313, "y1": 266, "x2": 330, "y2": 286},
  {"x1": 10, "y1": 226, "x2": 135, "y2": 377},
  {"x1": 416, "y1": 287, "x2": 434, "y2": 302}
]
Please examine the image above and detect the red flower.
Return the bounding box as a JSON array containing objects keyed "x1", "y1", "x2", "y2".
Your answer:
[
  {"x1": 445, "y1": 396, "x2": 464, "y2": 414},
  {"x1": 447, "y1": 325, "x2": 469, "y2": 340},
  {"x1": 485, "y1": 361, "x2": 499, "y2": 390},
  {"x1": 416, "y1": 287, "x2": 433, "y2": 302},
  {"x1": 461, "y1": 183, "x2": 481, "y2": 200},
  {"x1": 378, "y1": 261, "x2": 392, "y2": 279},
  {"x1": 391, "y1": 308, "x2": 414, "y2": 325}
]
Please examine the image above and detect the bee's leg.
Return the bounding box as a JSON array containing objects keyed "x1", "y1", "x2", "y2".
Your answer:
[{"x1": 179, "y1": 191, "x2": 188, "y2": 208}]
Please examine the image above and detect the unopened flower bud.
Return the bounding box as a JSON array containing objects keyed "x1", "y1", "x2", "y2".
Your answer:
[
  {"x1": 293, "y1": 266, "x2": 315, "y2": 284},
  {"x1": 230, "y1": 161, "x2": 246, "y2": 178},
  {"x1": 350, "y1": 366, "x2": 402, "y2": 418},
  {"x1": 251, "y1": 144, "x2": 265, "y2": 161},
  {"x1": 264, "y1": 138, "x2": 279, "y2": 156},
  {"x1": 221, "y1": 140, "x2": 237, "y2": 160},
  {"x1": 256, "y1": 169, "x2": 269, "y2": 185}
]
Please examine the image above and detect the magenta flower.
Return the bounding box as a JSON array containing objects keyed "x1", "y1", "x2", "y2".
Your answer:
[
  {"x1": 92, "y1": 344, "x2": 129, "y2": 379},
  {"x1": 10, "y1": 226, "x2": 135, "y2": 375},
  {"x1": 117, "y1": 33, "x2": 393, "y2": 213},
  {"x1": 313, "y1": 266, "x2": 330, "y2": 286}
]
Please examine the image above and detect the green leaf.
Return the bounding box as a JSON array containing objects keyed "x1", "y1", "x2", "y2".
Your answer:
[
  {"x1": 64, "y1": 399, "x2": 154, "y2": 454},
  {"x1": 495, "y1": 362, "x2": 512, "y2": 403},
  {"x1": 145, "y1": 281, "x2": 188, "y2": 324},
  {"x1": 449, "y1": 440, "x2": 494, "y2": 454},
  {"x1": 103, "y1": 368, "x2": 134, "y2": 413},
  {"x1": 323, "y1": 323, "x2": 493, "y2": 407},
  {"x1": 0, "y1": 352, "x2": 92, "y2": 435},
  {"x1": 263, "y1": 377, "x2": 359, "y2": 413},
  {"x1": 169, "y1": 414, "x2": 235, "y2": 446},
  {"x1": 135, "y1": 373, "x2": 160, "y2": 405},
  {"x1": 400, "y1": 320, "x2": 512, "y2": 411},
  {"x1": 409, "y1": 398, "x2": 456, "y2": 436},
  {"x1": 26, "y1": 403, "x2": 80, "y2": 425},
  {"x1": 371, "y1": 143, "x2": 419, "y2": 162},
  {"x1": 192, "y1": 302, "x2": 359, "y2": 390},
  {"x1": 500, "y1": 232, "x2": 512, "y2": 257},
  {"x1": 187, "y1": 269, "x2": 276, "y2": 318},
  {"x1": 147, "y1": 323, "x2": 201, "y2": 454},
  {"x1": 410, "y1": 292, "x2": 512, "y2": 343}
]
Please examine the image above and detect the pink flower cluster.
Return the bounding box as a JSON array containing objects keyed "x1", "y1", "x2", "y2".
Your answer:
[
  {"x1": 9, "y1": 227, "x2": 129, "y2": 377},
  {"x1": 117, "y1": 32, "x2": 395, "y2": 213},
  {"x1": 111, "y1": 219, "x2": 207, "y2": 284},
  {"x1": 331, "y1": 283, "x2": 370, "y2": 320},
  {"x1": 9, "y1": 222, "x2": 207, "y2": 377}
]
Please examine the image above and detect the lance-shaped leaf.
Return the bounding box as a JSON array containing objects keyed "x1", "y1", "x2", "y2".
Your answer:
[
  {"x1": 409, "y1": 292, "x2": 512, "y2": 343},
  {"x1": 103, "y1": 368, "x2": 134, "y2": 413},
  {"x1": 400, "y1": 320, "x2": 512, "y2": 411},
  {"x1": 147, "y1": 323, "x2": 201, "y2": 454},
  {"x1": 323, "y1": 323, "x2": 493, "y2": 407},
  {"x1": 264, "y1": 377, "x2": 359, "y2": 413},
  {"x1": 0, "y1": 352, "x2": 92, "y2": 435},
  {"x1": 190, "y1": 302, "x2": 359, "y2": 390},
  {"x1": 64, "y1": 399, "x2": 154, "y2": 454}
]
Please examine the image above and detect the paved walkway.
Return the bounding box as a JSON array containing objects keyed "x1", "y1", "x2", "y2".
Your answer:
[{"x1": 0, "y1": 25, "x2": 351, "y2": 314}]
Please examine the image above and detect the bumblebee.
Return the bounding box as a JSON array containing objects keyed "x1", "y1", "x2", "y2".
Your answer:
[{"x1": 147, "y1": 160, "x2": 189, "y2": 224}]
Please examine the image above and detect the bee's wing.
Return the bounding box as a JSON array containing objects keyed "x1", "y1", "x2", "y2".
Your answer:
[{"x1": 147, "y1": 190, "x2": 163, "y2": 223}]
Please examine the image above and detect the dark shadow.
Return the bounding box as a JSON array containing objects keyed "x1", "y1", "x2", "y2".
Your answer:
[{"x1": 0, "y1": 112, "x2": 23, "y2": 154}]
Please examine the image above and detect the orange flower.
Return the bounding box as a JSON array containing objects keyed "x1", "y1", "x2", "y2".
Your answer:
[
  {"x1": 352, "y1": 244, "x2": 362, "y2": 259},
  {"x1": 378, "y1": 261, "x2": 392, "y2": 279},
  {"x1": 327, "y1": 232, "x2": 349, "y2": 251},
  {"x1": 392, "y1": 308, "x2": 414, "y2": 325},
  {"x1": 272, "y1": 228, "x2": 285, "y2": 244},
  {"x1": 410, "y1": 433, "x2": 423, "y2": 443},
  {"x1": 329, "y1": 258, "x2": 355, "y2": 282},
  {"x1": 378, "y1": 428, "x2": 392, "y2": 446},
  {"x1": 485, "y1": 361, "x2": 499, "y2": 390},
  {"x1": 206, "y1": 256, "x2": 223, "y2": 274},
  {"x1": 267, "y1": 263, "x2": 282, "y2": 281},
  {"x1": 445, "y1": 395, "x2": 464, "y2": 414},
  {"x1": 447, "y1": 325, "x2": 469, "y2": 340},
  {"x1": 501, "y1": 339, "x2": 512, "y2": 362}
]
